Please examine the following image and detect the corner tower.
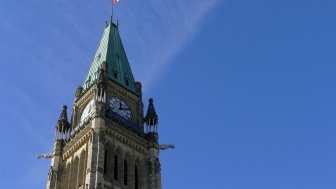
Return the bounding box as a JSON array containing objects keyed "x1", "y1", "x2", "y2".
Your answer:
[{"x1": 43, "y1": 20, "x2": 173, "y2": 189}]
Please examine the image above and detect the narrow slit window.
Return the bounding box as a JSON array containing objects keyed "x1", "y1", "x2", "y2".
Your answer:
[
  {"x1": 114, "y1": 155, "x2": 118, "y2": 180},
  {"x1": 135, "y1": 165, "x2": 139, "y2": 189},
  {"x1": 104, "y1": 150, "x2": 107, "y2": 174},
  {"x1": 124, "y1": 160, "x2": 128, "y2": 185}
]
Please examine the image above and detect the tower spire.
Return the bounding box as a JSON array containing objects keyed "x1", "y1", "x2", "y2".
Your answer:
[{"x1": 83, "y1": 20, "x2": 136, "y2": 94}]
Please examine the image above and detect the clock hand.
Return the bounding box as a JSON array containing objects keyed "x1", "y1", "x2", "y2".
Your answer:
[
  {"x1": 118, "y1": 101, "x2": 125, "y2": 110},
  {"x1": 118, "y1": 101, "x2": 130, "y2": 110}
]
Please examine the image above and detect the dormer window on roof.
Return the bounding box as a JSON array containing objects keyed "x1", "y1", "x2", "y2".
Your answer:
[{"x1": 114, "y1": 70, "x2": 118, "y2": 79}]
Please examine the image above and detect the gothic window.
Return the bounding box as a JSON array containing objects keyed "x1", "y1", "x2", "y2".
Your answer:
[
  {"x1": 104, "y1": 145, "x2": 113, "y2": 179},
  {"x1": 125, "y1": 78, "x2": 129, "y2": 86},
  {"x1": 114, "y1": 155, "x2": 118, "y2": 180},
  {"x1": 124, "y1": 159, "x2": 128, "y2": 186},
  {"x1": 77, "y1": 150, "x2": 86, "y2": 187},
  {"x1": 69, "y1": 157, "x2": 79, "y2": 189},
  {"x1": 135, "y1": 165, "x2": 139, "y2": 189},
  {"x1": 62, "y1": 164, "x2": 70, "y2": 189}
]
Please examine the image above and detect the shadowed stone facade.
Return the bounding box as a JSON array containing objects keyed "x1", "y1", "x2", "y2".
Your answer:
[{"x1": 44, "y1": 20, "x2": 170, "y2": 189}]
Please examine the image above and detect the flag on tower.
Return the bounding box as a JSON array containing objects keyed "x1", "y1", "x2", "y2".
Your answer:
[{"x1": 113, "y1": 0, "x2": 119, "y2": 4}]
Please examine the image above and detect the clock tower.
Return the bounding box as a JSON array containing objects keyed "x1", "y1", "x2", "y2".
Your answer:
[{"x1": 43, "y1": 19, "x2": 173, "y2": 189}]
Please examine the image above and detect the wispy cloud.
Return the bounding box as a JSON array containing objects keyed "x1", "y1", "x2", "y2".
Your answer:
[
  {"x1": 118, "y1": 0, "x2": 219, "y2": 91},
  {"x1": 0, "y1": 0, "x2": 219, "y2": 145},
  {"x1": 0, "y1": 1, "x2": 219, "y2": 188},
  {"x1": 0, "y1": 0, "x2": 219, "y2": 92}
]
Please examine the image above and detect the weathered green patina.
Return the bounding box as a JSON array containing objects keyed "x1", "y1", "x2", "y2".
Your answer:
[{"x1": 83, "y1": 20, "x2": 136, "y2": 93}]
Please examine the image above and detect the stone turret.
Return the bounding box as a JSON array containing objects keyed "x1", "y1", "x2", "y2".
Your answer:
[
  {"x1": 46, "y1": 105, "x2": 70, "y2": 189},
  {"x1": 144, "y1": 99, "x2": 162, "y2": 189}
]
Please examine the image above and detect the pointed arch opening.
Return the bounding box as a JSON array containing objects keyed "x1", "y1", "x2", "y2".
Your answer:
[
  {"x1": 62, "y1": 163, "x2": 71, "y2": 189},
  {"x1": 77, "y1": 150, "x2": 87, "y2": 188},
  {"x1": 135, "y1": 165, "x2": 139, "y2": 189},
  {"x1": 104, "y1": 143, "x2": 114, "y2": 180},
  {"x1": 114, "y1": 154, "x2": 119, "y2": 180},
  {"x1": 114, "y1": 147, "x2": 123, "y2": 182},
  {"x1": 69, "y1": 157, "x2": 79, "y2": 189},
  {"x1": 124, "y1": 159, "x2": 128, "y2": 186},
  {"x1": 134, "y1": 158, "x2": 141, "y2": 189}
]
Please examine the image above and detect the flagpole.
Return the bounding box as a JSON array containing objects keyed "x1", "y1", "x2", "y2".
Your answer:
[
  {"x1": 112, "y1": 1, "x2": 114, "y2": 22},
  {"x1": 111, "y1": 0, "x2": 119, "y2": 23}
]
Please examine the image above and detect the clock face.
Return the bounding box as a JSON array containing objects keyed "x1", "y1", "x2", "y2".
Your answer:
[
  {"x1": 108, "y1": 97, "x2": 132, "y2": 120},
  {"x1": 80, "y1": 100, "x2": 94, "y2": 123}
]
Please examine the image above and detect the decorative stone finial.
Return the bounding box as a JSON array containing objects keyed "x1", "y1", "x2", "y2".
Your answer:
[
  {"x1": 75, "y1": 86, "x2": 83, "y2": 100},
  {"x1": 144, "y1": 98, "x2": 158, "y2": 126},
  {"x1": 56, "y1": 105, "x2": 70, "y2": 134}
]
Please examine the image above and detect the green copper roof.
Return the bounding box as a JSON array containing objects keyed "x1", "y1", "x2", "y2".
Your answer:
[{"x1": 83, "y1": 21, "x2": 136, "y2": 93}]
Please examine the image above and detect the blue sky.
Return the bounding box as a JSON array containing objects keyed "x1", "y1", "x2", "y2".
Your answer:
[{"x1": 0, "y1": 0, "x2": 336, "y2": 188}]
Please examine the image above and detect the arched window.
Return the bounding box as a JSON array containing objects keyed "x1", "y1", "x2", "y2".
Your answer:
[
  {"x1": 69, "y1": 157, "x2": 79, "y2": 189},
  {"x1": 135, "y1": 165, "x2": 139, "y2": 189},
  {"x1": 124, "y1": 159, "x2": 128, "y2": 186},
  {"x1": 77, "y1": 150, "x2": 87, "y2": 187},
  {"x1": 62, "y1": 164, "x2": 70, "y2": 189},
  {"x1": 104, "y1": 150, "x2": 107, "y2": 174},
  {"x1": 104, "y1": 144, "x2": 114, "y2": 179},
  {"x1": 114, "y1": 155, "x2": 118, "y2": 180}
]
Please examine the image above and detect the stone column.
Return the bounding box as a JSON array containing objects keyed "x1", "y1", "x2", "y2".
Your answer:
[
  {"x1": 46, "y1": 140, "x2": 63, "y2": 189},
  {"x1": 147, "y1": 133, "x2": 161, "y2": 189},
  {"x1": 84, "y1": 100, "x2": 106, "y2": 189}
]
